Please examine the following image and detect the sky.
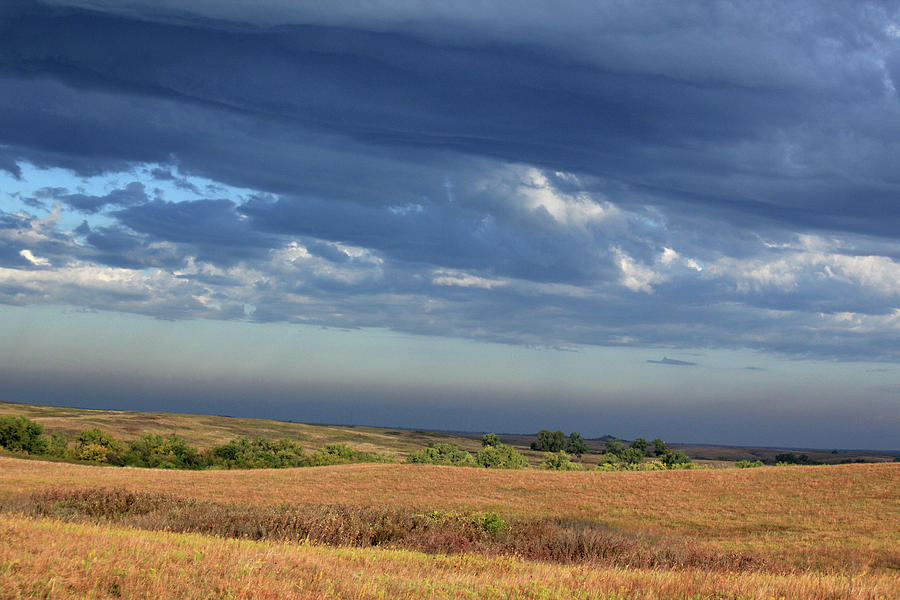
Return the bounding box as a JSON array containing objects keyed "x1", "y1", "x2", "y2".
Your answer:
[{"x1": 0, "y1": 0, "x2": 898, "y2": 450}]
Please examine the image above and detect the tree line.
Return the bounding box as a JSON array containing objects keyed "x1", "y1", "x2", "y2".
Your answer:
[
  {"x1": 527, "y1": 429, "x2": 692, "y2": 471},
  {"x1": 0, "y1": 415, "x2": 391, "y2": 469},
  {"x1": 1, "y1": 414, "x2": 693, "y2": 472}
]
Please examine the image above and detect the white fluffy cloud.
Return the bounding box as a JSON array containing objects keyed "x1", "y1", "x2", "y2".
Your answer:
[
  {"x1": 707, "y1": 236, "x2": 900, "y2": 297},
  {"x1": 18, "y1": 249, "x2": 49, "y2": 267}
]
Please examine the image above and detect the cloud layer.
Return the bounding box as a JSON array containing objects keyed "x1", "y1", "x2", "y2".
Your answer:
[{"x1": 2, "y1": 1, "x2": 900, "y2": 360}]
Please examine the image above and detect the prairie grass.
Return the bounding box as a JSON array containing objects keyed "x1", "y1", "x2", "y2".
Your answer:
[
  {"x1": 1, "y1": 457, "x2": 898, "y2": 574},
  {"x1": 2, "y1": 404, "x2": 897, "y2": 598},
  {"x1": 1, "y1": 513, "x2": 897, "y2": 600},
  {"x1": 7, "y1": 487, "x2": 764, "y2": 571}
]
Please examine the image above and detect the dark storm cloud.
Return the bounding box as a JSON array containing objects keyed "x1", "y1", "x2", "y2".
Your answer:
[
  {"x1": 1, "y1": 1, "x2": 900, "y2": 360},
  {"x1": 1, "y1": 2, "x2": 897, "y2": 232}
]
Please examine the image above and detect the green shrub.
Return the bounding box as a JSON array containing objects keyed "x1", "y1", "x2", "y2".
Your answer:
[
  {"x1": 471, "y1": 511, "x2": 509, "y2": 536},
  {"x1": 736, "y1": 459, "x2": 764, "y2": 468},
  {"x1": 75, "y1": 428, "x2": 127, "y2": 465},
  {"x1": 46, "y1": 433, "x2": 70, "y2": 458},
  {"x1": 475, "y1": 443, "x2": 528, "y2": 469},
  {"x1": 481, "y1": 433, "x2": 501, "y2": 447},
  {"x1": 541, "y1": 451, "x2": 582, "y2": 471},
  {"x1": 209, "y1": 436, "x2": 307, "y2": 469},
  {"x1": 406, "y1": 443, "x2": 475, "y2": 466},
  {"x1": 660, "y1": 449, "x2": 692, "y2": 469},
  {"x1": 76, "y1": 442, "x2": 111, "y2": 463},
  {"x1": 0, "y1": 415, "x2": 48, "y2": 455},
  {"x1": 595, "y1": 460, "x2": 666, "y2": 472},
  {"x1": 306, "y1": 443, "x2": 393, "y2": 467},
  {"x1": 124, "y1": 434, "x2": 204, "y2": 469}
]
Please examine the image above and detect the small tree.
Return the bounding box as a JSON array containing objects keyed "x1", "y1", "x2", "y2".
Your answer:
[
  {"x1": 565, "y1": 432, "x2": 588, "y2": 457},
  {"x1": 482, "y1": 433, "x2": 501, "y2": 447},
  {"x1": 551, "y1": 430, "x2": 566, "y2": 451},
  {"x1": 617, "y1": 447, "x2": 645, "y2": 465},
  {"x1": 651, "y1": 438, "x2": 668, "y2": 456},
  {"x1": 531, "y1": 429, "x2": 566, "y2": 451},
  {"x1": 631, "y1": 437, "x2": 648, "y2": 453},
  {"x1": 604, "y1": 438, "x2": 624, "y2": 455},
  {"x1": 531, "y1": 429, "x2": 552, "y2": 451}
]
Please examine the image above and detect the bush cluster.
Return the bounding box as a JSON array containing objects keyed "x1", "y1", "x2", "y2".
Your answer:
[
  {"x1": 210, "y1": 436, "x2": 307, "y2": 469},
  {"x1": 305, "y1": 443, "x2": 394, "y2": 467},
  {"x1": 596, "y1": 436, "x2": 692, "y2": 471},
  {"x1": 406, "y1": 443, "x2": 476, "y2": 466},
  {"x1": 406, "y1": 435, "x2": 528, "y2": 469},
  {"x1": 775, "y1": 453, "x2": 821, "y2": 466}
]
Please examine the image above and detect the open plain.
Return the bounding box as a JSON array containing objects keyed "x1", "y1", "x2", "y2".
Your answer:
[{"x1": 1, "y1": 448, "x2": 898, "y2": 599}]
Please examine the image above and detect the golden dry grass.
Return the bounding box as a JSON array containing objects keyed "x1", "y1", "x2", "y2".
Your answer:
[
  {"x1": 1, "y1": 456, "x2": 898, "y2": 574},
  {"x1": 2, "y1": 513, "x2": 897, "y2": 600}
]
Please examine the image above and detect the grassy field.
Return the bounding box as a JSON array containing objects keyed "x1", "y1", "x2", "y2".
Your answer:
[
  {"x1": 1, "y1": 456, "x2": 898, "y2": 598},
  {"x1": 2, "y1": 457, "x2": 897, "y2": 569},
  {"x1": 3, "y1": 513, "x2": 897, "y2": 600},
  {"x1": 1, "y1": 402, "x2": 898, "y2": 598}
]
